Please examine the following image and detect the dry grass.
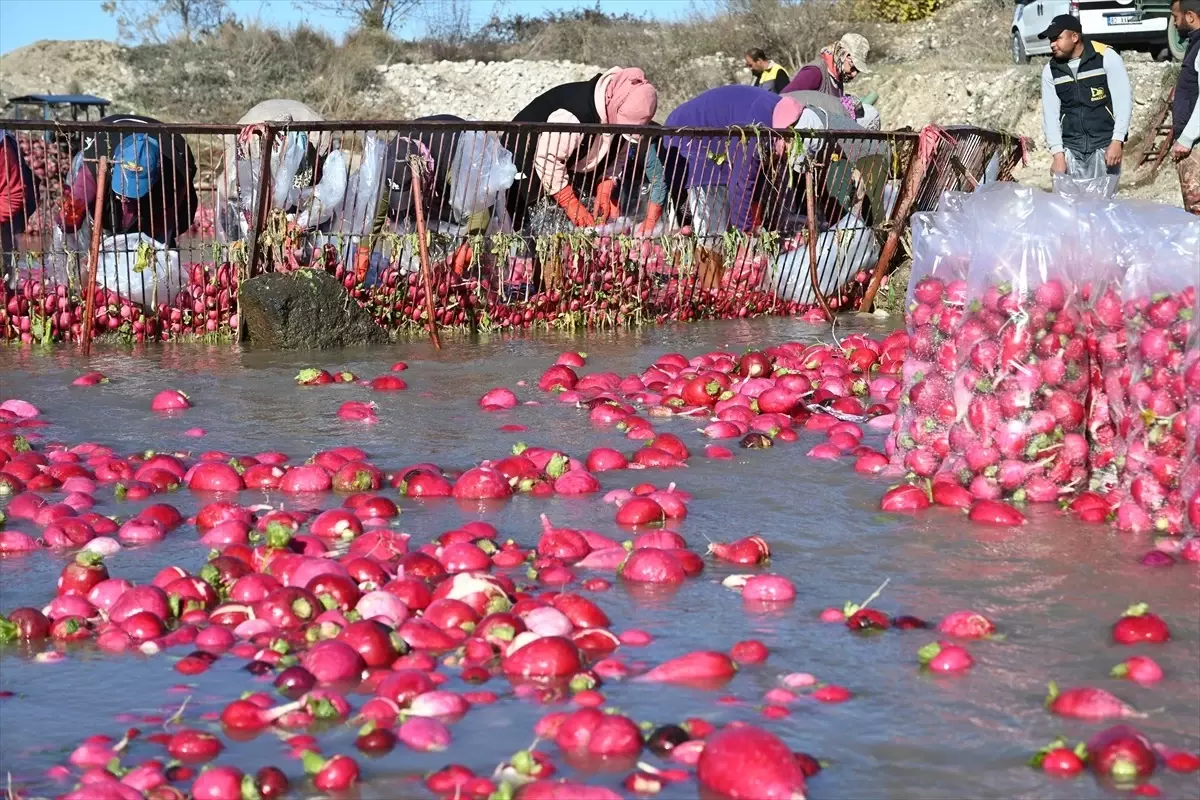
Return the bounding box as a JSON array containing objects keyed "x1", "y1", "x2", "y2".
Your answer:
[
  {"x1": 113, "y1": 0, "x2": 955, "y2": 123},
  {"x1": 120, "y1": 22, "x2": 412, "y2": 122}
]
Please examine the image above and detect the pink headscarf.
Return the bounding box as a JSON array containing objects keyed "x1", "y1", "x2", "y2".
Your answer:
[
  {"x1": 600, "y1": 68, "x2": 658, "y2": 126},
  {"x1": 771, "y1": 97, "x2": 803, "y2": 129}
]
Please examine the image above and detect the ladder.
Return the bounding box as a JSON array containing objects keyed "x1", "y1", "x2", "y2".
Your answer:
[{"x1": 1137, "y1": 87, "x2": 1176, "y2": 176}]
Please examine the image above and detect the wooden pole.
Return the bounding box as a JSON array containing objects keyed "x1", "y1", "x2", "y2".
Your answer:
[
  {"x1": 81, "y1": 157, "x2": 109, "y2": 356},
  {"x1": 407, "y1": 155, "x2": 441, "y2": 350},
  {"x1": 861, "y1": 127, "x2": 938, "y2": 313},
  {"x1": 804, "y1": 165, "x2": 832, "y2": 321}
]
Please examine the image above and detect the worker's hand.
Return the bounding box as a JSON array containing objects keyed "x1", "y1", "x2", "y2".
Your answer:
[
  {"x1": 1050, "y1": 153, "x2": 1068, "y2": 175},
  {"x1": 635, "y1": 202, "x2": 663, "y2": 237},
  {"x1": 1105, "y1": 140, "x2": 1123, "y2": 168},
  {"x1": 591, "y1": 179, "x2": 619, "y2": 223},
  {"x1": 1172, "y1": 141, "x2": 1193, "y2": 162},
  {"x1": 553, "y1": 186, "x2": 595, "y2": 228},
  {"x1": 451, "y1": 241, "x2": 473, "y2": 275}
]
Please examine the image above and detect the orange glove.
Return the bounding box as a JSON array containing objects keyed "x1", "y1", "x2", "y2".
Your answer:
[
  {"x1": 353, "y1": 246, "x2": 372, "y2": 284},
  {"x1": 591, "y1": 178, "x2": 619, "y2": 223},
  {"x1": 553, "y1": 186, "x2": 595, "y2": 228},
  {"x1": 635, "y1": 202, "x2": 663, "y2": 237},
  {"x1": 451, "y1": 241, "x2": 473, "y2": 275}
]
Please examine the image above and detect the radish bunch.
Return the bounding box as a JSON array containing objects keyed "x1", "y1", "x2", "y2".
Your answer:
[
  {"x1": 888, "y1": 206, "x2": 972, "y2": 479},
  {"x1": 1110, "y1": 227, "x2": 1199, "y2": 534}
]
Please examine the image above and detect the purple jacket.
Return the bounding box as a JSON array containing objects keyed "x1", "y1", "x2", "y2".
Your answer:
[{"x1": 663, "y1": 85, "x2": 784, "y2": 232}]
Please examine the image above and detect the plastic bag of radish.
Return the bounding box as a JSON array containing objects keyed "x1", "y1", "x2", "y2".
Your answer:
[
  {"x1": 1074, "y1": 199, "x2": 1166, "y2": 494},
  {"x1": 1182, "y1": 287, "x2": 1200, "y2": 534},
  {"x1": 887, "y1": 193, "x2": 974, "y2": 477},
  {"x1": 1110, "y1": 220, "x2": 1199, "y2": 534},
  {"x1": 934, "y1": 187, "x2": 1092, "y2": 504}
]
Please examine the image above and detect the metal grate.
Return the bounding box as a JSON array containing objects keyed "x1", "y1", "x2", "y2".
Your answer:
[{"x1": 0, "y1": 118, "x2": 1027, "y2": 345}]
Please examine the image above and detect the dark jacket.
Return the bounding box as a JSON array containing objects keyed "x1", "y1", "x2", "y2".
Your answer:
[
  {"x1": 1049, "y1": 40, "x2": 1116, "y2": 156},
  {"x1": 382, "y1": 114, "x2": 463, "y2": 222},
  {"x1": 1173, "y1": 30, "x2": 1200, "y2": 141},
  {"x1": 69, "y1": 114, "x2": 198, "y2": 248},
  {"x1": 504, "y1": 75, "x2": 612, "y2": 229},
  {"x1": 751, "y1": 63, "x2": 791, "y2": 94}
]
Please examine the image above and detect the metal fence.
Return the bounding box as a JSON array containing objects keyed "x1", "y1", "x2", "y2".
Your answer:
[{"x1": 0, "y1": 118, "x2": 1026, "y2": 346}]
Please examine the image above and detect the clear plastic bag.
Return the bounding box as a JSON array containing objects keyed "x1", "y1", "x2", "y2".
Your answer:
[
  {"x1": 886, "y1": 196, "x2": 973, "y2": 474},
  {"x1": 334, "y1": 134, "x2": 386, "y2": 237},
  {"x1": 1111, "y1": 219, "x2": 1200, "y2": 533},
  {"x1": 935, "y1": 186, "x2": 1090, "y2": 503},
  {"x1": 1073, "y1": 199, "x2": 1176, "y2": 493},
  {"x1": 1052, "y1": 149, "x2": 1119, "y2": 199},
  {"x1": 449, "y1": 130, "x2": 518, "y2": 221},
  {"x1": 95, "y1": 234, "x2": 185, "y2": 307},
  {"x1": 768, "y1": 214, "x2": 881, "y2": 305},
  {"x1": 292, "y1": 149, "x2": 348, "y2": 230},
  {"x1": 1182, "y1": 287, "x2": 1200, "y2": 535}
]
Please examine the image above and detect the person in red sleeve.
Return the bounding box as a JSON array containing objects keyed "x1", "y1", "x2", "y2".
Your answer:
[{"x1": 1, "y1": 130, "x2": 37, "y2": 291}]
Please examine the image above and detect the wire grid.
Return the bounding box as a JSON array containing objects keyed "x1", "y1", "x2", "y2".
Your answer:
[{"x1": 0, "y1": 119, "x2": 1025, "y2": 344}]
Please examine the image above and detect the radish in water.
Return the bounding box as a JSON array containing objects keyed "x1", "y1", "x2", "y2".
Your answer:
[
  {"x1": 1046, "y1": 682, "x2": 1141, "y2": 721},
  {"x1": 150, "y1": 390, "x2": 191, "y2": 412},
  {"x1": 696, "y1": 724, "x2": 808, "y2": 799},
  {"x1": 1111, "y1": 603, "x2": 1170, "y2": 644}
]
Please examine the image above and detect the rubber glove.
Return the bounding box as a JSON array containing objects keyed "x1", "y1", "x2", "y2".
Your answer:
[
  {"x1": 553, "y1": 185, "x2": 595, "y2": 228},
  {"x1": 591, "y1": 178, "x2": 619, "y2": 223},
  {"x1": 451, "y1": 241, "x2": 473, "y2": 275},
  {"x1": 635, "y1": 202, "x2": 663, "y2": 237},
  {"x1": 353, "y1": 245, "x2": 372, "y2": 284}
]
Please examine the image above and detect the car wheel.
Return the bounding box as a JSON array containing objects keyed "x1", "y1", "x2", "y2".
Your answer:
[
  {"x1": 1167, "y1": 16, "x2": 1188, "y2": 61},
  {"x1": 1012, "y1": 30, "x2": 1029, "y2": 65}
]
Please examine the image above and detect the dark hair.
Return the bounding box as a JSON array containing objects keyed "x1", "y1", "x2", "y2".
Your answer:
[
  {"x1": 746, "y1": 48, "x2": 768, "y2": 61},
  {"x1": 1177, "y1": 0, "x2": 1200, "y2": 13}
]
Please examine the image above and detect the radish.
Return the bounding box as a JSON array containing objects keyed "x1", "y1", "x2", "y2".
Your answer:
[
  {"x1": 186, "y1": 462, "x2": 244, "y2": 492},
  {"x1": 880, "y1": 484, "x2": 930, "y2": 513},
  {"x1": 1029, "y1": 737, "x2": 1088, "y2": 776},
  {"x1": 73, "y1": 372, "x2": 109, "y2": 386},
  {"x1": 1110, "y1": 655, "x2": 1163, "y2": 685},
  {"x1": 967, "y1": 499, "x2": 1025, "y2": 526},
  {"x1": 917, "y1": 641, "x2": 973, "y2": 672},
  {"x1": 302, "y1": 752, "x2": 360, "y2": 791},
  {"x1": 708, "y1": 535, "x2": 770, "y2": 565},
  {"x1": 1046, "y1": 682, "x2": 1141, "y2": 720},
  {"x1": 696, "y1": 724, "x2": 808, "y2": 800},
  {"x1": 280, "y1": 465, "x2": 332, "y2": 493},
  {"x1": 480, "y1": 388, "x2": 519, "y2": 410},
  {"x1": 150, "y1": 390, "x2": 191, "y2": 412},
  {"x1": 398, "y1": 716, "x2": 452, "y2": 751},
  {"x1": 1112, "y1": 603, "x2": 1170, "y2": 644},
  {"x1": 1087, "y1": 725, "x2": 1156, "y2": 782},
  {"x1": 936, "y1": 610, "x2": 995, "y2": 639},
  {"x1": 554, "y1": 708, "x2": 643, "y2": 757},
  {"x1": 502, "y1": 636, "x2": 581, "y2": 678},
  {"x1": 619, "y1": 548, "x2": 685, "y2": 584},
  {"x1": 637, "y1": 650, "x2": 737, "y2": 686}
]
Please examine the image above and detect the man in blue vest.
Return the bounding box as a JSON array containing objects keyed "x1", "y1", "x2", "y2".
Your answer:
[
  {"x1": 1039, "y1": 14, "x2": 1132, "y2": 197},
  {"x1": 1169, "y1": 0, "x2": 1200, "y2": 213}
]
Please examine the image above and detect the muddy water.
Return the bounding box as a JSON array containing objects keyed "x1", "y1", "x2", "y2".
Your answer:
[{"x1": 1, "y1": 318, "x2": 1198, "y2": 800}]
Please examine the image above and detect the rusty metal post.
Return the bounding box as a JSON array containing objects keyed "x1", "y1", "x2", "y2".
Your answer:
[
  {"x1": 81, "y1": 157, "x2": 109, "y2": 356},
  {"x1": 861, "y1": 127, "x2": 939, "y2": 313},
  {"x1": 239, "y1": 124, "x2": 275, "y2": 344},
  {"x1": 408, "y1": 155, "x2": 442, "y2": 350},
  {"x1": 804, "y1": 166, "x2": 832, "y2": 321}
]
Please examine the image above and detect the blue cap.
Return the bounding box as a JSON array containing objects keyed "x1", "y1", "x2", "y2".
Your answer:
[{"x1": 110, "y1": 133, "x2": 160, "y2": 199}]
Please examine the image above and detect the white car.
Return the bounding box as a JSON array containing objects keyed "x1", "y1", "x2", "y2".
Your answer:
[{"x1": 1011, "y1": 0, "x2": 1170, "y2": 63}]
